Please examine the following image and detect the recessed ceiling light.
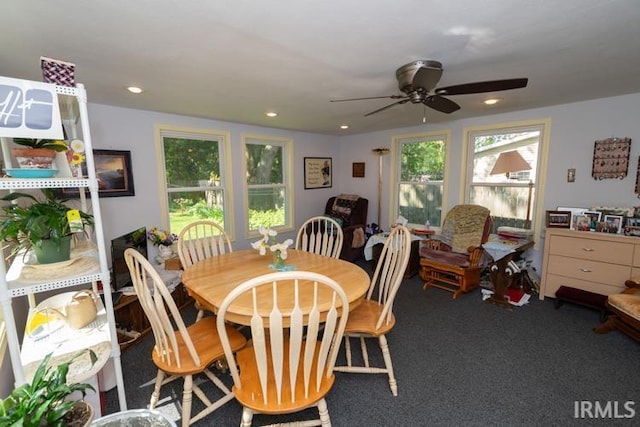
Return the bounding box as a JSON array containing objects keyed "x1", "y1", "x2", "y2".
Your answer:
[
  {"x1": 126, "y1": 86, "x2": 144, "y2": 94},
  {"x1": 483, "y1": 98, "x2": 499, "y2": 105},
  {"x1": 266, "y1": 111, "x2": 278, "y2": 117},
  {"x1": 340, "y1": 125, "x2": 349, "y2": 129}
]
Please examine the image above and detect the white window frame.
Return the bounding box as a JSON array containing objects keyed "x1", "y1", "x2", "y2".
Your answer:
[
  {"x1": 390, "y1": 130, "x2": 450, "y2": 228},
  {"x1": 462, "y1": 119, "x2": 551, "y2": 238},
  {"x1": 242, "y1": 134, "x2": 294, "y2": 238},
  {"x1": 155, "y1": 124, "x2": 235, "y2": 239}
]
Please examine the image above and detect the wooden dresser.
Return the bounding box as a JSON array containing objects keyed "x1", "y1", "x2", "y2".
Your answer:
[{"x1": 540, "y1": 228, "x2": 640, "y2": 299}]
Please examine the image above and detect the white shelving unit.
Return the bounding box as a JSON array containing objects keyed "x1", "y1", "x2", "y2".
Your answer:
[{"x1": 0, "y1": 82, "x2": 127, "y2": 411}]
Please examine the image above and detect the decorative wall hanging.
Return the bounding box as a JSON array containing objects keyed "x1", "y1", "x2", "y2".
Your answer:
[
  {"x1": 591, "y1": 137, "x2": 631, "y2": 180},
  {"x1": 352, "y1": 162, "x2": 365, "y2": 178},
  {"x1": 304, "y1": 157, "x2": 332, "y2": 189}
]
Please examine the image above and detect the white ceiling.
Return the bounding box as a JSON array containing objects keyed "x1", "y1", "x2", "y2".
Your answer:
[{"x1": 3, "y1": 0, "x2": 640, "y2": 136}]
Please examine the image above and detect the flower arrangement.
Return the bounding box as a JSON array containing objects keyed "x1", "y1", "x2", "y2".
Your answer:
[
  {"x1": 147, "y1": 226, "x2": 178, "y2": 246},
  {"x1": 251, "y1": 226, "x2": 293, "y2": 269}
]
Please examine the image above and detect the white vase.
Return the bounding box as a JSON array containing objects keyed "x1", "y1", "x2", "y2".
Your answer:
[{"x1": 158, "y1": 244, "x2": 173, "y2": 260}]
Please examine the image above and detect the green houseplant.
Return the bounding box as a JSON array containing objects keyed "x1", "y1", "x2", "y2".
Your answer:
[
  {"x1": 11, "y1": 138, "x2": 68, "y2": 169},
  {"x1": 0, "y1": 351, "x2": 97, "y2": 426},
  {"x1": 0, "y1": 189, "x2": 94, "y2": 264}
]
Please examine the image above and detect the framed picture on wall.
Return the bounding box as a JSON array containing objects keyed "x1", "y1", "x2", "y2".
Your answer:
[
  {"x1": 352, "y1": 162, "x2": 365, "y2": 178},
  {"x1": 57, "y1": 149, "x2": 135, "y2": 198},
  {"x1": 304, "y1": 157, "x2": 332, "y2": 189}
]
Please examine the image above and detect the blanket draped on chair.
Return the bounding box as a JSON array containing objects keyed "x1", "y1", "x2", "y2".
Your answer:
[
  {"x1": 438, "y1": 204, "x2": 490, "y2": 253},
  {"x1": 331, "y1": 194, "x2": 360, "y2": 222}
]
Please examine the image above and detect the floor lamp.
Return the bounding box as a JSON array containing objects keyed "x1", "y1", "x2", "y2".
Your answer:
[
  {"x1": 490, "y1": 150, "x2": 533, "y2": 229},
  {"x1": 373, "y1": 147, "x2": 390, "y2": 226}
]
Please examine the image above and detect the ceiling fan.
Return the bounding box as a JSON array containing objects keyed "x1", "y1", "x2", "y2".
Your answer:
[{"x1": 331, "y1": 60, "x2": 528, "y2": 117}]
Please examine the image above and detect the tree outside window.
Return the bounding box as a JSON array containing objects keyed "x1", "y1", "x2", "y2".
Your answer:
[
  {"x1": 244, "y1": 136, "x2": 293, "y2": 233},
  {"x1": 393, "y1": 133, "x2": 447, "y2": 226},
  {"x1": 160, "y1": 128, "x2": 231, "y2": 236}
]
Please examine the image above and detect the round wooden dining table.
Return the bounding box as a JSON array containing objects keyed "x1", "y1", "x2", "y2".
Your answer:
[{"x1": 181, "y1": 249, "x2": 371, "y2": 326}]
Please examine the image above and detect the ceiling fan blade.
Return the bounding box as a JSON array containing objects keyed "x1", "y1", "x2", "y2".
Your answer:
[
  {"x1": 435, "y1": 78, "x2": 528, "y2": 96},
  {"x1": 330, "y1": 94, "x2": 406, "y2": 102},
  {"x1": 423, "y1": 95, "x2": 460, "y2": 114},
  {"x1": 364, "y1": 99, "x2": 410, "y2": 117},
  {"x1": 412, "y1": 66, "x2": 443, "y2": 91}
]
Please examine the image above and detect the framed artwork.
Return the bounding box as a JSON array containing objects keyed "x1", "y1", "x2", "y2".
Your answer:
[
  {"x1": 592, "y1": 137, "x2": 631, "y2": 180},
  {"x1": 545, "y1": 210, "x2": 571, "y2": 228},
  {"x1": 352, "y1": 162, "x2": 365, "y2": 178},
  {"x1": 58, "y1": 149, "x2": 135, "y2": 198},
  {"x1": 304, "y1": 157, "x2": 332, "y2": 189},
  {"x1": 604, "y1": 214, "x2": 624, "y2": 234}
]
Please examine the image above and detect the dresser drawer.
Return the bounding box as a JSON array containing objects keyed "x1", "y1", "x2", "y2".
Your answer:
[
  {"x1": 549, "y1": 235, "x2": 634, "y2": 265},
  {"x1": 544, "y1": 274, "x2": 625, "y2": 297},
  {"x1": 547, "y1": 255, "x2": 631, "y2": 286},
  {"x1": 633, "y1": 245, "x2": 640, "y2": 267}
]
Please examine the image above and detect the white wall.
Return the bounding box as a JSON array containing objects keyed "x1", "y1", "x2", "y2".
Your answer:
[
  {"x1": 335, "y1": 92, "x2": 640, "y2": 269},
  {"x1": 86, "y1": 92, "x2": 640, "y2": 269},
  {"x1": 85, "y1": 104, "x2": 341, "y2": 257}
]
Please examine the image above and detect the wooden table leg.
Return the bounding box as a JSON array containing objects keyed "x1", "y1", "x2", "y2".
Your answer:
[{"x1": 487, "y1": 257, "x2": 515, "y2": 309}]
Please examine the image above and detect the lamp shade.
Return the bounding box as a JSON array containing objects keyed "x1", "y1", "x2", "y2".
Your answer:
[{"x1": 490, "y1": 150, "x2": 531, "y2": 177}]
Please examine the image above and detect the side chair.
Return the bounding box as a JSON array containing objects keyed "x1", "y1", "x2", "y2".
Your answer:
[
  {"x1": 295, "y1": 215, "x2": 344, "y2": 258},
  {"x1": 333, "y1": 225, "x2": 411, "y2": 396},
  {"x1": 216, "y1": 271, "x2": 350, "y2": 427},
  {"x1": 124, "y1": 248, "x2": 247, "y2": 427},
  {"x1": 177, "y1": 220, "x2": 233, "y2": 321}
]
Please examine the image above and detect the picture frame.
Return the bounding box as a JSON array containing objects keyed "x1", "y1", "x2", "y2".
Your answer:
[
  {"x1": 574, "y1": 215, "x2": 591, "y2": 231},
  {"x1": 304, "y1": 157, "x2": 332, "y2": 189},
  {"x1": 352, "y1": 162, "x2": 365, "y2": 178},
  {"x1": 57, "y1": 149, "x2": 135, "y2": 198},
  {"x1": 583, "y1": 211, "x2": 602, "y2": 230},
  {"x1": 604, "y1": 214, "x2": 624, "y2": 234},
  {"x1": 557, "y1": 206, "x2": 588, "y2": 230},
  {"x1": 545, "y1": 210, "x2": 571, "y2": 228}
]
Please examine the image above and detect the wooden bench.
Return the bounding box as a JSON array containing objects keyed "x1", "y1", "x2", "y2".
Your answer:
[{"x1": 554, "y1": 285, "x2": 608, "y2": 321}]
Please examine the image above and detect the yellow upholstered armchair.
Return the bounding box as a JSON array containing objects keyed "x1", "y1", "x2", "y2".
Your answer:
[
  {"x1": 419, "y1": 204, "x2": 492, "y2": 299},
  {"x1": 594, "y1": 278, "x2": 640, "y2": 341}
]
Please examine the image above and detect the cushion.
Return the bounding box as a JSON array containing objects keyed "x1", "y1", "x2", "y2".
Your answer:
[
  {"x1": 419, "y1": 247, "x2": 470, "y2": 268},
  {"x1": 608, "y1": 291, "x2": 640, "y2": 319}
]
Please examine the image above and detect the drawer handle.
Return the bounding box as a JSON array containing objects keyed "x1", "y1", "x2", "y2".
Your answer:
[
  {"x1": 579, "y1": 268, "x2": 592, "y2": 273},
  {"x1": 582, "y1": 248, "x2": 595, "y2": 252}
]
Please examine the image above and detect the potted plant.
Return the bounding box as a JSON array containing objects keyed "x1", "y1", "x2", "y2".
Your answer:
[
  {"x1": 0, "y1": 351, "x2": 97, "y2": 426},
  {"x1": 12, "y1": 138, "x2": 68, "y2": 169},
  {"x1": 0, "y1": 189, "x2": 94, "y2": 264}
]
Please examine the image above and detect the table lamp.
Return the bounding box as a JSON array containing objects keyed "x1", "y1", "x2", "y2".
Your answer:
[{"x1": 490, "y1": 150, "x2": 533, "y2": 229}]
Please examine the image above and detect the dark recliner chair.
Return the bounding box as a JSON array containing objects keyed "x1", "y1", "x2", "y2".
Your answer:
[{"x1": 324, "y1": 195, "x2": 368, "y2": 262}]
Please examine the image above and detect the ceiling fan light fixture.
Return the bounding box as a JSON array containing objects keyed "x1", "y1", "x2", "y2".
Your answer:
[
  {"x1": 340, "y1": 124, "x2": 349, "y2": 129},
  {"x1": 484, "y1": 98, "x2": 500, "y2": 105}
]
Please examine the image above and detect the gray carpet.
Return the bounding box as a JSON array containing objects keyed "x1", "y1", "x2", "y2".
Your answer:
[{"x1": 103, "y1": 260, "x2": 640, "y2": 426}]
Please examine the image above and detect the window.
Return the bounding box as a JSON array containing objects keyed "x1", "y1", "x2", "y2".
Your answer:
[
  {"x1": 157, "y1": 126, "x2": 234, "y2": 238},
  {"x1": 243, "y1": 134, "x2": 294, "y2": 235},
  {"x1": 391, "y1": 131, "x2": 449, "y2": 227},
  {"x1": 464, "y1": 120, "x2": 549, "y2": 232}
]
